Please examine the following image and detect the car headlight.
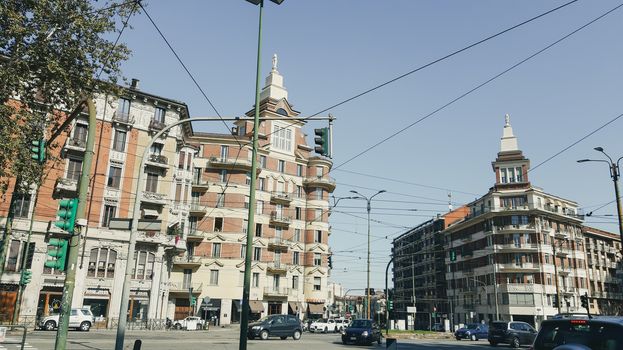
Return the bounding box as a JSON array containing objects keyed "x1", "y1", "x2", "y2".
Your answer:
[
  {"x1": 341, "y1": 329, "x2": 346, "y2": 335},
  {"x1": 466, "y1": 331, "x2": 470, "y2": 336},
  {"x1": 362, "y1": 331, "x2": 368, "y2": 337},
  {"x1": 252, "y1": 326, "x2": 260, "y2": 330}
]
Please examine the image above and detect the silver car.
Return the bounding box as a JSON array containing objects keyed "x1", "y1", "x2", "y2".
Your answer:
[{"x1": 38, "y1": 308, "x2": 94, "y2": 331}]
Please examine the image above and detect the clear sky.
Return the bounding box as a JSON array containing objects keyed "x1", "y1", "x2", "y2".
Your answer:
[{"x1": 117, "y1": 0, "x2": 623, "y2": 292}]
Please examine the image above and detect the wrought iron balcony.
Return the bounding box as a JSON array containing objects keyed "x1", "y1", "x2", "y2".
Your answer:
[
  {"x1": 64, "y1": 138, "x2": 86, "y2": 152},
  {"x1": 54, "y1": 177, "x2": 78, "y2": 193},
  {"x1": 303, "y1": 175, "x2": 336, "y2": 191},
  {"x1": 149, "y1": 119, "x2": 166, "y2": 131},
  {"x1": 270, "y1": 191, "x2": 292, "y2": 204},
  {"x1": 169, "y1": 282, "x2": 202, "y2": 294},
  {"x1": 267, "y1": 237, "x2": 290, "y2": 251},
  {"x1": 172, "y1": 255, "x2": 202, "y2": 268},
  {"x1": 263, "y1": 287, "x2": 289, "y2": 297},
  {"x1": 112, "y1": 111, "x2": 135, "y2": 126},
  {"x1": 266, "y1": 261, "x2": 288, "y2": 274},
  {"x1": 146, "y1": 154, "x2": 168, "y2": 168},
  {"x1": 270, "y1": 212, "x2": 291, "y2": 226},
  {"x1": 141, "y1": 191, "x2": 168, "y2": 205}
]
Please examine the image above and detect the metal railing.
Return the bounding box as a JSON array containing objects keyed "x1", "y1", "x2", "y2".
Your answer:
[
  {"x1": 0, "y1": 324, "x2": 27, "y2": 350},
  {"x1": 147, "y1": 154, "x2": 168, "y2": 164}
]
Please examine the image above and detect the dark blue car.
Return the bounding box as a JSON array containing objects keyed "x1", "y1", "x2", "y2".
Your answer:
[
  {"x1": 341, "y1": 319, "x2": 382, "y2": 345},
  {"x1": 455, "y1": 323, "x2": 489, "y2": 341}
]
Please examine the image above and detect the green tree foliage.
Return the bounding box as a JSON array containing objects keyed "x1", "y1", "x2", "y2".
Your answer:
[{"x1": 0, "y1": 0, "x2": 137, "y2": 192}]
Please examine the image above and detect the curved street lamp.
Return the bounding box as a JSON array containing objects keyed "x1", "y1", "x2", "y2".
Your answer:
[{"x1": 349, "y1": 189, "x2": 386, "y2": 319}]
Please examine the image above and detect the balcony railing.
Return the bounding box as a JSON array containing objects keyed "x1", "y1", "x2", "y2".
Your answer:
[
  {"x1": 263, "y1": 287, "x2": 289, "y2": 297},
  {"x1": 112, "y1": 111, "x2": 135, "y2": 125},
  {"x1": 270, "y1": 191, "x2": 292, "y2": 204},
  {"x1": 149, "y1": 119, "x2": 166, "y2": 131},
  {"x1": 54, "y1": 177, "x2": 79, "y2": 193},
  {"x1": 207, "y1": 157, "x2": 253, "y2": 171},
  {"x1": 267, "y1": 261, "x2": 288, "y2": 273},
  {"x1": 146, "y1": 154, "x2": 168, "y2": 167},
  {"x1": 172, "y1": 255, "x2": 202, "y2": 267},
  {"x1": 186, "y1": 230, "x2": 203, "y2": 241},
  {"x1": 191, "y1": 179, "x2": 210, "y2": 190},
  {"x1": 270, "y1": 212, "x2": 291, "y2": 226},
  {"x1": 267, "y1": 237, "x2": 290, "y2": 251},
  {"x1": 169, "y1": 282, "x2": 202, "y2": 294},
  {"x1": 303, "y1": 175, "x2": 336, "y2": 191},
  {"x1": 189, "y1": 203, "x2": 206, "y2": 216},
  {"x1": 65, "y1": 138, "x2": 86, "y2": 151},
  {"x1": 141, "y1": 191, "x2": 168, "y2": 205}
]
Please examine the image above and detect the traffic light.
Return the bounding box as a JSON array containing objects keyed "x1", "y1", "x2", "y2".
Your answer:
[
  {"x1": 580, "y1": 293, "x2": 589, "y2": 310},
  {"x1": 190, "y1": 296, "x2": 197, "y2": 306},
  {"x1": 313, "y1": 127, "x2": 330, "y2": 157},
  {"x1": 328, "y1": 255, "x2": 333, "y2": 269},
  {"x1": 449, "y1": 250, "x2": 457, "y2": 262},
  {"x1": 54, "y1": 198, "x2": 79, "y2": 234},
  {"x1": 30, "y1": 138, "x2": 46, "y2": 164},
  {"x1": 20, "y1": 269, "x2": 32, "y2": 285},
  {"x1": 44, "y1": 238, "x2": 68, "y2": 271},
  {"x1": 552, "y1": 294, "x2": 559, "y2": 308},
  {"x1": 387, "y1": 300, "x2": 393, "y2": 311}
]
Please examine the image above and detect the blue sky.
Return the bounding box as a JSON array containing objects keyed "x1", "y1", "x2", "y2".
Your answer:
[{"x1": 117, "y1": 0, "x2": 623, "y2": 291}]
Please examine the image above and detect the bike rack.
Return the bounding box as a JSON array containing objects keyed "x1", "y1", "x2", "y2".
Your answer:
[{"x1": 0, "y1": 324, "x2": 27, "y2": 350}]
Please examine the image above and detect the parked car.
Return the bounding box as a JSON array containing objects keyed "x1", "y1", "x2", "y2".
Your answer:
[
  {"x1": 455, "y1": 323, "x2": 488, "y2": 341},
  {"x1": 309, "y1": 318, "x2": 338, "y2": 333},
  {"x1": 38, "y1": 308, "x2": 94, "y2": 332},
  {"x1": 530, "y1": 316, "x2": 623, "y2": 350},
  {"x1": 247, "y1": 314, "x2": 302, "y2": 340},
  {"x1": 173, "y1": 316, "x2": 204, "y2": 330},
  {"x1": 488, "y1": 320, "x2": 537, "y2": 348},
  {"x1": 334, "y1": 318, "x2": 348, "y2": 332},
  {"x1": 341, "y1": 319, "x2": 382, "y2": 345}
]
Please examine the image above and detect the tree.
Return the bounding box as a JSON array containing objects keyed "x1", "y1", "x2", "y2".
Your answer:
[{"x1": 0, "y1": 0, "x2": 137, "y2": 192}]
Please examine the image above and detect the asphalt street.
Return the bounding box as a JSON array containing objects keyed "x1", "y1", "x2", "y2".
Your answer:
[{"x1": 1, "y1": 328, "x2": 502, "y2": 350}]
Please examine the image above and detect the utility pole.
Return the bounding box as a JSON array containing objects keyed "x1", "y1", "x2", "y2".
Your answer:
[
  {"x1": 54, "y1": 98, "x2": 96, "y2": 350},
  {"x1": 0, "y1": 177, "x2": 20, "y2": 280}
]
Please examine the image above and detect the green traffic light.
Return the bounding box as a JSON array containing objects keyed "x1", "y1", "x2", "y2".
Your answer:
[
  {"x1": 313, "y1": 127, "x2": 330, "y2": 157},
  {"x1": 30, "y1": 138, "x2": 46, "y2": 164},
  {"x1": 54, "y1": 198, "x2": 78, "y2": 233},
  {"x1": 45, "y1": 238, "x2": 68, "y2": 271}
]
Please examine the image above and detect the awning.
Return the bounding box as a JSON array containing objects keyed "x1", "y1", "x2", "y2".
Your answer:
[
  {"x1": 307, "y1": 303, "x2": 324, "y2": 315},
  {"x1": 201, "y1": 298, "x2": 221, "y2": 311},
  {"x1": 142, "y1": 209, "x2": 159, "y2": 218},
  {"x1": 288, "y1": 302, "x2": 302, "y2": 313},
  {"x1": 249, "y1": 300, "x2": 264, "y2": 313}
]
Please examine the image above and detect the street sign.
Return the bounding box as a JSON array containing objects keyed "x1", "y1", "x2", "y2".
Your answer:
[
  {"x1": 407, "y1": 306, "x2": 416, "y2": 313},
  {"x1": 345, "y1": 312, "x2": 351, "y2": 318}
]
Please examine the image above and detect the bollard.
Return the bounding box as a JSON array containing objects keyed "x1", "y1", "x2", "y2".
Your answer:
[
  {"x1": 132, "y1": 339, "x2": 142, "y2": 350},
  {"x1": 386, "y1": 337, "x2": 397, "y2": 350}
]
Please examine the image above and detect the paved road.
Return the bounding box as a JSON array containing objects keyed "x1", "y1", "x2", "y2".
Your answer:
[{"x1": 3, "y1": 328, "x2": 505, "y2": 350}]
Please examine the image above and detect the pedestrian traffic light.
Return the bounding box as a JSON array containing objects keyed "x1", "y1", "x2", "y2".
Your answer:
[
  {"x1": 191, "y1": 296, "x2": 197, "y2": 306},
  {"x1": 387, "y1": 300, "x2": 393, "y2": 311},
  {"x1": 313, "y1": 127, "x2": 330, "y2": 157},
  {"x1": 449, "y1": 250, "x2": 456, "y2": 262},
  {"x1": 30, "y1": 138, "x2": 46, "y2": 164},
  {"x1": 45, "y1": 238, "x2": 68, "y2": 271},
  {"x1": 54, "y1": 198, "x2": 79, "y2": 234},
  {"x1": 20, "y1": 269, "x2": 32, "y2": 285},
  {"x1": 580, "y1": 293, "x2": 589, "y2": 310}
]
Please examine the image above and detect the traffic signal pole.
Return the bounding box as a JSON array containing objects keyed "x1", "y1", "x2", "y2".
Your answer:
[{"x1": 54, "y1": 98, "x2": 96, "y2": 350}]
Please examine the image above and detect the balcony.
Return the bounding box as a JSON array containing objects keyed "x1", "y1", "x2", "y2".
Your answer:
[
  {"x1": 495, "y1": 243, "x2": 539, "y2": 252},
  {"x1": 169, "y1": 282, "x2": 202, "y2": 294},
  {"x1": 554, "y1": 231, "x2": 569, "y2": 240},
  {"x1": 141, "y1": 191, "x2": 168, "y2": 205},
  {"x1": 461, "y1": 235, "x2": 472, "y2": 242},
  {"x1": 270, "y1": 212, "x2": 291, "y2": 227},
  {"x1": 207, "y1": 156, "x2": 253, "y2": 171},
  {"x1": 498, "y1": 263, "x2": 540, "y2": 272},
  {"x1": 54, "y1": 178, "x2": 78, "y2": 194},
  {"x1": 146, "y1": 154, "x2": 169, "y2": 168},
  {"x1": 270, "y1": 191, "x2": 292, "y2": 205},
  {"x1": 188, "y1": 203, "x2": 207, "y2": 216},
  {"x1": 64, "y1": 138, "x2": 86, "y2": 152},
  {"x1": 266, "y1": 262, "x2": 289, "y2": 274},
  {"x1": 186, "y1": 230, "x2": 204, "y2": 242},
  {"x1": 112, "y1": 111, "x2": 135, "y2": 126},
  {"x1": 303, "y1": 175, "x2": 336, "y2": 191},
  {"x1": 557, "y1": 267, "x2": 572, "y2": 275},
  {"x1": 555, "y1": 248, "x2": 570, "y2": 257},
  {"x1": 267, "y1": 237, "x2": 290, "y2": 251},
  {"x1": 149, "y1": 119, "x2": 166, "y2": 132},
  {"x1": 263, "y1": 287, "x2": 290, "y2": 297},
  {"x1": 191, "y1": 179, "x2": 210, "y2": 191},
  {"x1": 172, "y1": 255, "x2": 202, "y2": 268}
]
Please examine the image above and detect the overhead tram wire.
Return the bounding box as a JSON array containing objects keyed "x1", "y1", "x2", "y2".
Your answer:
[{"x1": 330, "y1": 3, "x2": 623, "y2": 172}]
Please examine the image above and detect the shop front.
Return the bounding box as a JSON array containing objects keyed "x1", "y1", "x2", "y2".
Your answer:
[
  {"x1": 200, "y1": 298, "x2": 221, "y2": 326},
  {"x1": 129, "y1": 290, "x2": 150, "y2": 322},
  {"x1": 307, "y1": 302, "x2": 324, "y2": 320},
  {"x1": 37, "y1": 286, "x2": 63, "y2": 318},
  {"x1": 0, "y1": 284, "x2": 18, "y2": 323},
  {"x1": 83, "y1": 287, "x2": 111, "y2": 329}
]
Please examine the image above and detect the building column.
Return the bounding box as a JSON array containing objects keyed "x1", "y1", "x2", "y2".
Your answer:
[{"x1": 147, "y1": 247, "x2": 164, "y2": 320}]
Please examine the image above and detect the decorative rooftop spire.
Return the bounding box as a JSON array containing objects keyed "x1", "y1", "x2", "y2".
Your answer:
[
  {"x1": 272, "y1": 53, "x2": 278, "y2": 72},
  {"x1": 260, "y1": 53, "x2": 288, "y2": 101},
  {"x1": 500, "y1": 113, "x2": 519, "y2": 152}
]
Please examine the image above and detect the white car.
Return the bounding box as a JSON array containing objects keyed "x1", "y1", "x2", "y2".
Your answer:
[
  {"x1": 310, "y1": 318, "x2": 345, "y2": 333},
  {"x1": 173, "y1": 316, "x2": 204, "y2": 330},
  {"x1": 38, "y1": 308, "x2": 94, "y2": 331}
]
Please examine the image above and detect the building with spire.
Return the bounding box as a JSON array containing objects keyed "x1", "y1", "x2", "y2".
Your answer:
[{"x1": 444, "y1": 114, "x2": 588, "y2": 327}]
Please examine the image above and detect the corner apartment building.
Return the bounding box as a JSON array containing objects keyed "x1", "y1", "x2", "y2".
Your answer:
[
  {"x1": 444, "y1": 116, "x2": 588, "y2": 327},
  {"x1": 582, "y1": 226, "x2": 623, "y2": 315},
  {"x1": 0, "y1": 79, "x2": 190, "y2": 325}
]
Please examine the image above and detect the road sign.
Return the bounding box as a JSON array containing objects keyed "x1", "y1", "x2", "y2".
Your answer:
[
  {"x1": 345, "y1": 312, "x2": 351, "y2": 318},
  {"x1": 407, "y1": 306, "x2": 416, "y2": 313}
]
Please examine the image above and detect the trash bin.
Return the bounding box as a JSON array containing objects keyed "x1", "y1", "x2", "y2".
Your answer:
[{"x1": 386, "y1": 337, "x2": 397, "y2": 350}]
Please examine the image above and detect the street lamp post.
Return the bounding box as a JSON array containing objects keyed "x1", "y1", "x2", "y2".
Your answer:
[
  {"x1": 350, "y1": 189, "x2": 386, "y2": 319},
  {"x1": 578, "y1": 147, "x2": 623, "y2": 251}
]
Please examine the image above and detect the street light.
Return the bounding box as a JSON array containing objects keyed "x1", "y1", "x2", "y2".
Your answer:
[
  {"x1": 350, "y1": 189, "x2": 386, "y2": 319},
  {"x1": 239, "y1": 1, "x2": 284, "y2": 350},
  {"x1": 577, "y1": 147, "x2": 623, "y2": 251}
]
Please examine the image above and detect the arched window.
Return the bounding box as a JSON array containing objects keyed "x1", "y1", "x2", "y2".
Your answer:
[
  {"x1": 276, "y1": 108, "x2": 288, "y2": 116},
  {"x1": 132, "y1": 251, "x2": 156, "y2": 280},
  {"x1": 88, "y1": 248, "x2": 117, "y2": 278}
]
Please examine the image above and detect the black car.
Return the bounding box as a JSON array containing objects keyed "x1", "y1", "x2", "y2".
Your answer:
[
  {"x1": 247, "y1": 314, "x2": 303, "y2": 340},
  {"x1": 488, "y1": 320, "x2": 537, "y2": 348},
  {"x1": 341, "y1": 319, "x2": 382, "y2": 345},
  {"x1": 530, "y1": 316, "x2": 623, "y2": 350}
]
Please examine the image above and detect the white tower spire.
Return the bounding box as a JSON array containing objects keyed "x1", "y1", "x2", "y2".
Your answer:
[{"x1": 500, "y1": 113, "x2": 519, "y2": 152}]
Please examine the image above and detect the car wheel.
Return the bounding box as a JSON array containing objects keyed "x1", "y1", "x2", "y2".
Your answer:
[
  {"x1": 489, "y1": 341, "x2": 498, "y2": 346},
  {"x1": 260, "y1": 330, "x2": 269, "y2": 340},
  {"x1": 456, "y1": 336, "x2": 461, "y2": 341},
  {"x1": 471, "y1": 334, "x2": 477, "y2": 341},
  {"x1": 44, "y1": 320, "x2": 56, "y2": 331},
  {"x1": 196, "y1": 324, "x2": 202, "y2": 330},
  {"x1": 175, "y1": 324, "x2": 182, "y2": 330},
  {"x1": 293, "y1": 330, "x2": 301, "y2": 340},
  {"x1": 79, "y1": 321, "x2": 91, "y2": 332},
  {"x1": 324, "y1": 327, "x2": 328, "y2": 333},
  {"x1": 511, "y1": 337, "x2": 520, "y2": 348}
]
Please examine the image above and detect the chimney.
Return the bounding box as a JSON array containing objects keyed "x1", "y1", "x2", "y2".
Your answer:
[{"x1": 130, "y1": 78, "x2": 140, "y2": 90}]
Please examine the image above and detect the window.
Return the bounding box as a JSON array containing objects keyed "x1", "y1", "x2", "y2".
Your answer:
[
  {"x1": 255, "y1": 223, "x2": 262, "y2": 237},
  {"x1": 292, "y1": 275, "x2": 299, "y2": 290},
  {"x1": 244, "y1": 196, "x2": 249, "y2": 209},
  {"x1": 145, "y1": 172, "x2": 158, "y2": 192},
  {"x1": 293, "y1": 251, "x2": 300, "y2": 265},
  {"x1": 315, "y1": 230, "x2": 322, "y2": 243},
  {"x1": 87, "y1": 248, "x2": 117, "y2": 278},
  {"x1": 258, "y1": 178, "x2": 265, "y2": 191},
  {"x1": 316, "y1": 166, "x2": 323, "y2": 177},
  {"x1": 252, "y1": 272, "x2": 259, "y2": 287},
  {"x1": 178, "y1": 152, "x2": 186, "y2": 169},
  {"x1": 214, "y1": 217, "x2": 223, "y2": 232},
  {"x1": 314, "y1": 253, "x2": 321, "y2": 266},
  {"x1": 500, "y1": 168, "x2": 507, "y2": 183},
  {"x1": 295, "y1": 207, "x2": 302, "y2": 220},
  {"x1": 67, "y1": 158, "x2": 82, "y2": 181},
  {"x1": 219, "y1": 169, "x2": 227, "y2": 183},
  {"x1": 240, "y1": 244, "x2": 246, "y2": 258},
  {"x1": 132, "y1": 250, "x2": 155, "y2": 280},
  {"x1": 245, "y1": 172, "x2": 251, "y2": 186},
  {"x1": 516, "y1": 167, "x2": 523, "y2": 182},
  {"x1": 154, "y1": 107, "x2": 165, "y2": 122},
  {"x1": 253, "y1": 247, "x2": 261, "y2": 261},
  {"x1": 294, "y1": 229, "x2": 301, "y2": 242},
  {"x1": 508, "y1": 167, "x2": 516, "y2": 183},
  {"x1": 316, "y1": 209, "x2": 323, "y2": 221},
  {"x1": 275, "y1": 227, "x2": 282, "y2": 239},
  {"x1": 112, "y1": 129, "x2": 126, "y2": 152},
  {"x1": 256, "y1": 200, "x2": 263, "y2": 214},
  {"x1": 117, "y1": 98, "x2": 131, "y2": 116},
  {"x1": 296, "y1": 186, "x2": 303, "y2": 198},
  {"x1": 175, "y1": 183, "x2": 182, "y2": 202},
  {"x1": 189, "y1": 216, "x2": 198, "y2": 234},
  {"x1": 242, "y1": 219, "x2": 248, "y2": 233},
  {"x1": 278, "y1": 160, "x2": 285, "y2": 173},
  {"x1": 209, "y1": 270, "x2": 219, "y2": 285},
  {"x1": 212, "y1": 243, "x2": 221, "y2": 258},
  {"x1": 316, "y1": 188, "x2": 323, "y2": 200},
  {"x1": 216, "y1": 193, "x2": 225, "y2": 208},
  {"x1": 314, "y1": 277, "x2": 321, "y2": 291},
  {"x1": 6, "y1": 240, "x2": 21, "y2": 272},
  {"x1": 150, "y1": 143, "x2": 163, "y2": 155},
  {"x1": 220, "y1": 145, "x2": 229, "y2": 159},
  {"x1": 296, "y1": 164, "x2": 303, "y2": 177},
  {"x1": 102, "y1": 205, "x2": 116, "y2": 227},
  {"x1": 74, "y1": 123, "x2": 88, "y2": 142},
  {"x1": 11, "y1": 193, "x2": 31, "y2": 218},
  {"x1": 259, "y1": 155, "x2": 267, "y2": 168},
  {"x1": 186, "y1": 152, "x2": 192, "y2": 170},
  {"x1": 107, "y1": 166, "x2": 122, "y2": 188},
  {"x1": 271, "y1": 124, "x2": 293, "y2": 152}
]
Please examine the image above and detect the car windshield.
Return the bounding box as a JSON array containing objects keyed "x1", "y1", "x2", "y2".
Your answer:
[
  {"x1": 257, "y1": 316, "x2": 272, "y2": 323},
  {"x1": 491, "y1": 322, "x2": 508, "y2": 330},
  {"x1": 534, "y1": 321, "x2": 623, "y2": 350},
  {"x1": 350, "y1": 320, "x2": 372, "y2": 328},
  {"x1": 466, "y1": 324, "x2": 478, "y2": 329},
  {"x1": 316, "y1": 318, "x2": 327, "y2": 323}
]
